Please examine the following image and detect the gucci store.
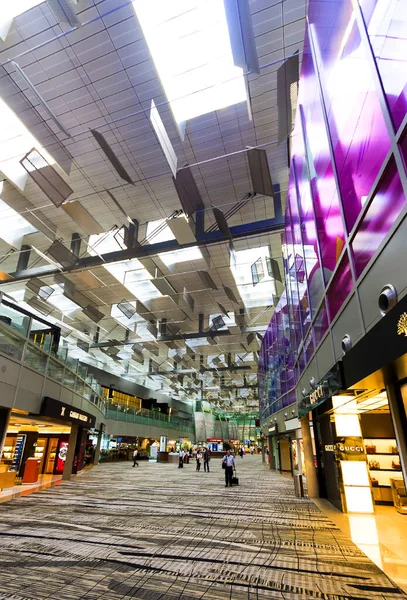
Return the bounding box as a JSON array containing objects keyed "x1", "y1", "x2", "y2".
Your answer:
[{"x1": 309, "y1": 299, "x2": 407, "y2": 515}]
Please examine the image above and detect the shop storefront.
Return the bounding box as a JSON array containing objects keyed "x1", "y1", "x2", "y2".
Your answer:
[{"x1": 0, "y1": 397, "x2": 97, "y2": 485}]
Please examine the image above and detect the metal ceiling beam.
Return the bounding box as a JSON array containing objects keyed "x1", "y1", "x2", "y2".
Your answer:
[
  {"x1": 89, "y1": 325, "x2": 267, "y2": 348},
  {"x1": 8, "y1": 216, "x2": 284, "y2": 283}
]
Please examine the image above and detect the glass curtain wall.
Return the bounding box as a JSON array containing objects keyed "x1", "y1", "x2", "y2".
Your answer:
[{"x1": 259, "y1": 0, "x2": 407, "y2": 422}]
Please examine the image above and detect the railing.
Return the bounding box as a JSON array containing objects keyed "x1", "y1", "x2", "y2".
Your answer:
[{"x1": 0, "y1": 301, "x2": 194, "y2": 434}]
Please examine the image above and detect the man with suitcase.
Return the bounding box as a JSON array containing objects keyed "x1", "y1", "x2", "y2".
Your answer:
[{"x1": 222, "y1": 450, "x2": 236, "y2": 487}]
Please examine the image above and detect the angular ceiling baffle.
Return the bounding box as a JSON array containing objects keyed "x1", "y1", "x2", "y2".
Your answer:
[
  {"x1": 266, "y1": 256, "x2": 282, "y2": 282},
  {"x1": 150, "y1": 100, "x2": 178, "y2": 177},
  {"x1": 82, "y1": 305, "x2": 104, "y2": 323},
  {"x1": 54, "y1": 273, "x2": 76, "y2": 298},
  {"x1": 246, "y1": 332, "x2": 255, "y2": 346},
  {"x1": 117, "y1": 300, "x2": 137, "y2": 320},
  {"x1": 212, "y1": 207, "x2": 232, "y2": 239},
  {"x1": 47, "y1": 240, "x2": 78, "y2": 269},
  {"x1": 277, "y1": 51, "x2": 300, "y2": 145},
  {"x1": 217, "y1": 302, "x2": 230, "y2": 318},
  {"x1": 197, "y1": 270, "x2": 218, "y2": 291},
  {"x1": 91, "y1": 130, "x2": 133, "y2": 185},
  {"x1": 27, "y1": 296, "x2": 54, "y2": 316},
  {"x1": 224, "y1": 0, "x2": 260, "y2": 74},
  {"x1": 20, "y1": 149, "x2": 74, "y2": 207},
  {"x1": 46, "y1": 0, "x2": 82, "y2": 28},
  {"x1": 62, "y1": 202, "x2": 103, "y2": 235},
  {"x1": 247, "y1": 149, "x2": 274, "y2": 198},
  {"x1": 223, "y1": 285, "x2": 239, "y2": 304},
  {"x1": 166, "y1": 215, "x2": 196, "y2": 244},
  {"x1": 151, "y1": 277, "x2": 177, "y2": 297},
  {"x1": 183, "y1": 288, "x2": 194, "y2": 312},
  {"x1": 173, "y1": 167, "x2": 203, "y2": 217},
  {"x1": 212, "y1": 315, "x2": 226, "y2": 331},
  {"x1": 26, "y1": 278, "x2": 55, "y2": 301},
  {"x1": 146, "y1": 321, "x2": 158, "y2": 339}
]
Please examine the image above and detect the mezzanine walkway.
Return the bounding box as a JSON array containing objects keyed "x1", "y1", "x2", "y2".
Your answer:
[{"x1": 0, "y1": 456, "x2": 404, "y2": 600}]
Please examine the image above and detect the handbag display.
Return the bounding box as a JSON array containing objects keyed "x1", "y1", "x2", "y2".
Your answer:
[{"x1": 365, "y1": 445, "x2": 376, "y2": 454}]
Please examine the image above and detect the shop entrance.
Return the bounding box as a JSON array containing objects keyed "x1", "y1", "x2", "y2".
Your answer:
[{"x1": 1, "y1": 413, "x2": 72, "y2": 480}]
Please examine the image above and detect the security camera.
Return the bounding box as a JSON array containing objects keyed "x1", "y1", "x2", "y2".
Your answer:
[
  {"x1": 378, "y1": 284, "x2": 397, "y2": 316},
  {"x1": 310, "y1": 377, "x2": 316, "y2": 389},
  {"x1": 341, "y1": 334, "x2": 352, "y2": 355}
]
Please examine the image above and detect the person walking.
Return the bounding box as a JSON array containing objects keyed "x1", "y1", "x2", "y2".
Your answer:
[
  {"x1": 223, "y1": 449, "x2": 235, "y2": 487},
  {"x1": 239, "y1": 447, "x2": 244, "y2": 459},
  {"x1": 178, "y1": 448, "x2": 184, "y2": 469},
  {"x1": 196, "y1": 450, "x2": 203, "y2": 472},
  {"x1": 132, "y1": 448, "x2": 139, "y2": 467},
  {"x1": 203, "y1": 447, "x2": 210, "y2": 472}
]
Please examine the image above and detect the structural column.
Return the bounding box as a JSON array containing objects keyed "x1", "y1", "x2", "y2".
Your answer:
[
  {"x1": 300, "y1": 415, "x2": 319, "y2": 498},
  {"x1": 93, "y1": 424, "x2": 104, "y2": 466},
  {"x1": 0, "y1": 408, "x2": 11, "y2": 457},
  {"x1": 62, "y1": 424, "x2": 78, "y2": 481},
  {"x1": 386, "y1": 382, "x2": 407, "y2": 488}
]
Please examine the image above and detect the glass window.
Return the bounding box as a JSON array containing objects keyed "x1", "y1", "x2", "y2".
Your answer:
[
  {"x1": 314, "y1": 301, "x2": 329, "y2": 347},
  {"x1": 400, "y1": 126, "x2": 407, "y2": 171},
  {"x1": 326, "y1": 252, "x2": 354, "y2": 320},
  {"x1": 309, "y1": 0, "x2": 391, "y2": 232},
  {"x1": 300, "y1": 36, "x2": 345, "y2": 284},
  {"x1": 352, "y1": 157, "x2": 406, "y2": 278},
  {"x1": 360, "y1": 0, "x2": 407, "y2": 131},
  {"x1": 25, "y1": 345, "x2": 47, "y2": 374}
]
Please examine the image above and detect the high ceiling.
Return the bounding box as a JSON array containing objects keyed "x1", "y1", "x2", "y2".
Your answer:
[{"x1": 0, "y1": 0, "x2": 306, "y2": 415}]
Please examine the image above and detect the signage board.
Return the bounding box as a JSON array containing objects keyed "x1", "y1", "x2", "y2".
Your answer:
[
  {"x1": 207, "y1": 438, "x2": 223, "y2": 443},
  {"x1": 41, "y1": 397, "x2": 96, "y2": 428},
  {"x1": 160, "y1": 436, "x2": 167, "y2": 452}
]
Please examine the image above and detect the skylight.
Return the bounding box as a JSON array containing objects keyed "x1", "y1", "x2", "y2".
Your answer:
[
  {"x1": 0, "y1": 184, "x2": 37, "y2": 249},
  {"x1": 132, "y1": 0, "x2": 247, "y2": 124},
  {"x1": 0, "y1": 1, "x2": 44, "y2": 41},
  {"x1": 0, "y1": 97, "x2": 55, "y2": 190},
  {"x1": 230, "y1": 246, "x2": 276, "y2": 309}
]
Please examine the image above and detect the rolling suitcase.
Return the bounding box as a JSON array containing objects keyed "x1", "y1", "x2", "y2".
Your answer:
[{"x1": 231, "y1": 475, "x2": 239, "y2": 486}]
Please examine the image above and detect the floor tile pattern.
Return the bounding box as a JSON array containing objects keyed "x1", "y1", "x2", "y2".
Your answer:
[{"x1": 0, "y1": 456, "x2": 405, "y2": 599}]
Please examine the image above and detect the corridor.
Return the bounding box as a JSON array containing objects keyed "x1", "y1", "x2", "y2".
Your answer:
[{"x1": 0, "y1": 456, "x2": 404, "y2": 600}]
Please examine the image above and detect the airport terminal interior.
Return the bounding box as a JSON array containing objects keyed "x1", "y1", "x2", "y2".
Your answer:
[{"x1": 0, "y1": 0, "x2": 406, "y2": 598}]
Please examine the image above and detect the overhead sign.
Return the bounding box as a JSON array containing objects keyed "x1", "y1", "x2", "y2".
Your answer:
[
  {"x1": 268, "y1": 425, "x2": 278, "y2": 434},
  {"x1": 41, "y1": 397, "x2": 96, "y2": 428}
]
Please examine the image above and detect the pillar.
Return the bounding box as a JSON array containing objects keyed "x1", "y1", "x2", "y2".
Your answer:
[
  {"x1": 62, "y1": 424, "x2": 78, "y2": 481},
  {"x1": 0, "y1": 408, "x2": 11, "y2": 457},
  {"x1": 300, "y1": 415, "x2": 319, "y2": 498},
  {"x1": 386, "y1": 382, "x2": 407, "y2": 488},
  {"x1": 17, "y1": 245, "x2": 31, "y2": 272},
  {"x1": 93, "y1": 425, "x2": 104, "y2": 465},
  {"x1": 70, "y1": 233, "x2": 81, "y2": 256}
]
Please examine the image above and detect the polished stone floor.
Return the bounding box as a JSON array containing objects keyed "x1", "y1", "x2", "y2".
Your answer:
[{"x1": 0, "y1": 456, "x2": 405, "y2": 599}]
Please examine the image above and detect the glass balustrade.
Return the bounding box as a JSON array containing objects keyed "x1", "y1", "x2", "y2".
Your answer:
[{"x1": 0, "y1": 304, "x2": 194, "y2": 433}]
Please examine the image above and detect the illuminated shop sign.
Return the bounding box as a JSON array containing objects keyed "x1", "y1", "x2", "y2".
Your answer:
[
  {"x1": 41, "y1": 397, "x2": 96, "y2": 428},
  {"x1": 298, "y1": 364, "x2": 344, "y2": 417}
]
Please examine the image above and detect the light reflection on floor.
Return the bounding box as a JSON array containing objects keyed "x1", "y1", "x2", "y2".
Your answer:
[{"x1": 314, "y1": 498, "x2": 407, "y2": 593}]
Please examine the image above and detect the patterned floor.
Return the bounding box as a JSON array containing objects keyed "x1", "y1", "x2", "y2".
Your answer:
[{"x1": 0, "y1": 456, "x2": 404, "y2": 600}]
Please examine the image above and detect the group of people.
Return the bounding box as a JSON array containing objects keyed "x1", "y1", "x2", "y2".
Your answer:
[
  {"x1": 195, "y1": 447, "x2": 210, "y2": 472},
  {"x1": 178, "y1": 447, "x2": 211, "y2": 471}
]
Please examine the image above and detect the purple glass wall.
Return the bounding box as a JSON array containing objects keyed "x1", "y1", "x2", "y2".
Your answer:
[{"x1": 259, "y1": 0, "x2": 407, "y2": 421}]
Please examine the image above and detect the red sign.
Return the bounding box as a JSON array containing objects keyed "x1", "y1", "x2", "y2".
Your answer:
[{"x1": 207, "y1": 438, "x2": 223, "y2": 443}]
